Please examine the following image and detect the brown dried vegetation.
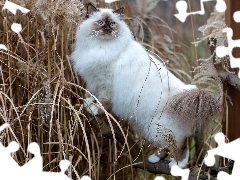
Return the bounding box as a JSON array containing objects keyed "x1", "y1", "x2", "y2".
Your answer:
[{"x1": 0, "y1": 0, "x2": 224, "y2": 179}]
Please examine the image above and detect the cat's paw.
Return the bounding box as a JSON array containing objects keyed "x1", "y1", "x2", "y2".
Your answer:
[
  {"x1": 84, "y1": 97, "x2": 99, "y2": 116},
  {"x1": 87, "y1": 104, "x2": 99, "y2": 116},
  {"x1": 169, "y1": 158, "x2": 187, "y2": 168},
  {"x1": 168, "y1": 156, "x2": 188, "y2": 168},
  {"x1": 148, "y1": 153, "x2": 160, "y2": 163},
  {"x1": 168, "y1": 158, "x2": 177, "y2": 168},
  {"x1": 169, "y1": 149, "x2": 189, "y2": 168}
]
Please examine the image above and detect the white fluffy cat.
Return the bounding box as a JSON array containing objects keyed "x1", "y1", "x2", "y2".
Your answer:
[{"x1": 71, "y1": 3, "x2": 219, "y2": 168}]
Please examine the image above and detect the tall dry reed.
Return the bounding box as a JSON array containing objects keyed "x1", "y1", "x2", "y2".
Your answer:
[{"x1": 0, "y1": 0, "x2": 223, "y2": 179}]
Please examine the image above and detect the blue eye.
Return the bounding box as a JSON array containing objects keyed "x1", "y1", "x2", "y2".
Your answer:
[
  {"x1": 110, "y1": 22, "x2": 115, "y2": 27},
  {"x1": 98, "y1": 20, "x2": 103, "y2": 26}
]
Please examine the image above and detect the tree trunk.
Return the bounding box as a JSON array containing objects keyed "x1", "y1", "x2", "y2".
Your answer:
[{"x1": 223, "y1": 0, "x2": 240, "y2": 141}]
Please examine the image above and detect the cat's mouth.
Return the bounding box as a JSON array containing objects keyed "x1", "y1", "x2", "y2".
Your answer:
[{"x1": 100, "y1": 31, "x2": 114, "y2": 39}]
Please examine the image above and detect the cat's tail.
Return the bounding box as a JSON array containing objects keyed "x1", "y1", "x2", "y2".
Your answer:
[{"x1": 166, "y1": 89, "x2": 222, "y2": 124}]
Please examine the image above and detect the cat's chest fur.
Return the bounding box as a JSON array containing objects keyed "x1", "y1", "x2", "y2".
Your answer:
[
  {"x1": 71, "y1": 12, "x2": 133, "y2": 93},
  {"x1": 72, "y1": 37, "x2": 129, "y2": 93}
]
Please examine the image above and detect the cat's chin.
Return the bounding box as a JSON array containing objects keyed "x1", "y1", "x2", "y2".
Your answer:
[{"x1": 98, "y1": 35, "x2": 115, "y2": 40}]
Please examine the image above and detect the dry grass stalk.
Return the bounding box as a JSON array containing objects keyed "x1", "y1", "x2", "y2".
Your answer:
[
  {"x1": 0, "y1": 1, "x2": 147, "y2": 179},
  {"x1": 0, "y1": 0, "x2": 224, "y2": 179}
]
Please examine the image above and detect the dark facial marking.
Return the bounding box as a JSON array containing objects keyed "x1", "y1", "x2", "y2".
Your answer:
[
  {"x1": 95, "y1": 13, "x2": 118, "y2": 35},
  {"x1": 91, "y1": 13, "x2": 120, "y2": 38},
  {"x1": 102, "y1": 17, "x2": 112, "y2": 33}
]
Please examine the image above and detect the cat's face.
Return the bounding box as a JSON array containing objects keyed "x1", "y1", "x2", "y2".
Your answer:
[
  {"x1": 86, "y1": 3, "x2": 124, "y2": 40},
  {"x1": 92, "y1": 13, "x2": 119, "y2": 39}
]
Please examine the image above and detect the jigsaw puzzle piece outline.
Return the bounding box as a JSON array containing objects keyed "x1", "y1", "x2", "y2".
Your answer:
[
  {"x1": 0, "y1": 1, "x2": 30, "y2": 48},
  {"x1": 233, "y1": 11, "x2": 240, "y2": 23},
  {"x1": 217, "y1": 171, "x2": 233, "y2": 180},
  {"x1": 20, "y1": 142, "x2": 72, "y2": 180},
  {"x1": 205, "y1": 132, "x2": 240, "y2": 179},
  {"x1": 2, "y1": 1, "x2": 30, "y2": 34},
  {"x1": 170, "y1": 165, "x2": 190, "y2": 180},
  {"x1": 216, "y1": 27, "x2": 240, "y2": 77},
  {"x1": 0, "y1": 123, "x2": 10, "y2": 132},
  {"x1": 105, "y1": 0, "x2": 120, "y2": 3},
  {"x1": 205, "y1": 133, "x2": 240, "y2": 164},
  {"x1": 2, "y1": 0, "x2": 29, "y2": 15},
  {"x1": 174, "y1": 0, "x2": 226, "y2": 22},
  {"x1": 21, "y1": 142, "x2": 43, "y2": 174},
  {"x1": 0, "y1": 141, "x2": 21, "y2": 179},
  {"x1": 154, "y1": 176, "x2": 165, "y2": 180},
  {"x1": 40, "y1": 159, "x2": 72, "y2": 180}
]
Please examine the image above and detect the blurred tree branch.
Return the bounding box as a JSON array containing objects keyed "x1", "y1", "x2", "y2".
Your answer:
[
  {"x1": 90, "y1": 115, "x2": 216, "y2": 180},
  {"x1": 218, "y1": 69, "x2": 240, "y2": 91},
  {"x1": 208, "y1": 38, "x2": 240, "y2": 92}
]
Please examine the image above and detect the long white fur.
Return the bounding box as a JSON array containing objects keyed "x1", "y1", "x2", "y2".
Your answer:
[
  {"x1": 169, "y1": 150, "x2": 190, "y2": 168},
  {"x1": 71, "y1": 8, "x2": 196, "y2": 166}
]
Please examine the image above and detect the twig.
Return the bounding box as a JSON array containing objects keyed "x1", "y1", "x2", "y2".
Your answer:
[
  {"x1": 208, "y1": 38, "x2": 240, "y2": 92},
  {"x1": 217, "y1": 69, "x2": 240, "y2": 91},
  {"x1": 90, "y1": 115, "x2": 217, "y2": 180}
]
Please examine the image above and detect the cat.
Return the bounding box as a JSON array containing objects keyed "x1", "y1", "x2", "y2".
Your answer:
[{"x1": 70, "y1": 3, "x2": 220, "y2": 168}]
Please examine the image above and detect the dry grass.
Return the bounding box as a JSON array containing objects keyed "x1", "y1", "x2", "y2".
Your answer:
[{"x1": 0, "y1": 0, "x2": 224, "y2": 180}]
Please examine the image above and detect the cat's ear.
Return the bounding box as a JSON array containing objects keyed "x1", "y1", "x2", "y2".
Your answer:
[
  {"x1": 113, "y1": 7, "x2": 124, "y2": 15},
  {"x1": 87, "y1": 3, "x2": 98, "y2": 17}
]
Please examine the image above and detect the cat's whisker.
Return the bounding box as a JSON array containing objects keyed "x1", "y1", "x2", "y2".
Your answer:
[{"x1": 71, "y1": 3, "x2": 222, "y2": 169}]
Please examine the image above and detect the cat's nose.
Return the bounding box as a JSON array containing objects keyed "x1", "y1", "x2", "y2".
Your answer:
[{"x1": 104, "y1": 26, "x2": 111, "y2": 32}]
